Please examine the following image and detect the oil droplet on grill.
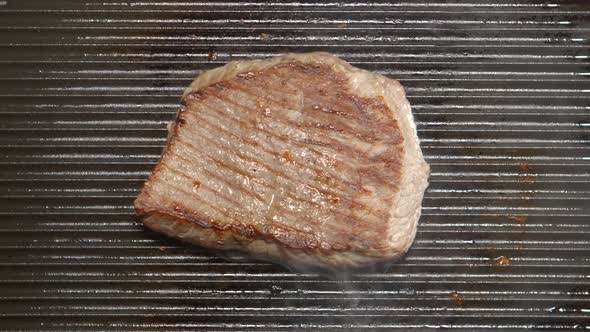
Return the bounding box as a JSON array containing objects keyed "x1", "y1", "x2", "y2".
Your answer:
[
  {"x1": 207, "y1": 50, "x2": 217, "y2": 61},
  {"x1": 492, "y1": 256, "x2": 510, "y2": 271},
  {"x1": 270, "y1": 285, "x2": 283, "y2": 296},
  {"x1": 449, "y1": 291, "x2": 464, "y2": 306},
  {"x1": 508, "y1": 215, "x2": 528, "y2": 223}
]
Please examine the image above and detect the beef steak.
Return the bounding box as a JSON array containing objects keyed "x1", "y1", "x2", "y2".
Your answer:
[{"x1": 134, "y1": 52, "x2": 430, "y2": 270}]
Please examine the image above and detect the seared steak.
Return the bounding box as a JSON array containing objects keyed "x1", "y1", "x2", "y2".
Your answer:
[{"x1": 135, "y1": 52, "x2": 430, "y2": 270}]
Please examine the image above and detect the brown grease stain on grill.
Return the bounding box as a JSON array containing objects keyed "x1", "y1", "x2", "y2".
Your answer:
[
  {"x1": 449, "y1": 291, "x2": 465, "y2": 306},
  {"x1": 482, "y1": 246, "x2": 510, "y2": 272},
  {"x1": 519, "y1": 161, "x2": 533, "y2": 174},
  {"x1": 492, "y1": 255, "x2": 511, "y2": 272},
  {"x1": 492, "y1": 160, "x2": 538, "y2": 265},
  {"x1": 512, "y1": 161, "x2": 537, "y2": 251},
  {"x1": 463, "y1": 113, "x2": 541, "y2": 275},
  {"x1": 508, "y1": 215, "x2": 528, "y2": 224}
]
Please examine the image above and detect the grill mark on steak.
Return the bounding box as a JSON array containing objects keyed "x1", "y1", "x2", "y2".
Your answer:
[
  {"x1": 144, "y1": 169, "x2": 353, "y2": 251},
  {"x1": 179, "y1": 108, "x2": 363, "y2": 209},
  {"x1": 169, "y1": 151, "x2": 267, "y2": 204},
  {"x1": 159, "y1": 161, "x2": 339, "y2": 243},
  {"x1": 171, "y1": 142, "x2": 375, "y2": 244},
  {"x1": 265, "y1": 64, "x2": 401, "y2": 137},
  {"x1": 218, "y1": 64, "x2": 403, "y2": 153},
  {"x1": 160, "y1": 131, "x2": 369, "y2": 245},
  {"x1": 199, "y1": 64, "x2": 401, "y2": 217},
  {"x1": 200, "y1": 79, "x2": 401, "y2": 193},
  {"x1": 170, "y1": 140, "x2": 367, "y2": 238},
  {"x1": 181, "y1": 96, "x2": 394, "y2": 227},
  {"x1": 201, "y1": 94, "x2": 365, "y2": 184},
  {"x1": 173, "y1": 139, "x2": 368, "y2": 229},
  {"x1": 184, "y1": 101, "x2": 356, "y2": 188},
  {"x1": 225, "y1": 80, "x2": 382, "y2": 148}
]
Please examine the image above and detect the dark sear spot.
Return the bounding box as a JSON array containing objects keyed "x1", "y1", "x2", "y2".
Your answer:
[
  {"x1": 193, "y1": 180, "x2": 201, "y2": 190},
  {"x1": 176, "y1": 116, "x2": 186, "y2": 126},
  {"x1": 208, "y1": 50, "x2": 218, "y2": 61}
]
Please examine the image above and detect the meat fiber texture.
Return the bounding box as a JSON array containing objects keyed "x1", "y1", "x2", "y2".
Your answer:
[{"x1": 135, "y1": 52, "x2": 430, "y2": 272}]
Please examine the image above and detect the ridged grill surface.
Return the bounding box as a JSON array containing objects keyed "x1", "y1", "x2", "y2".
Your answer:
[{"x1": 1, "y1": 0, "x2": 589, "y2": 331}]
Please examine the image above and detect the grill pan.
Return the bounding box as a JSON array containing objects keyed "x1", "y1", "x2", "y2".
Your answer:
[{"x1": 1, "y1": 0, "x2": 589, "y2": 331}]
